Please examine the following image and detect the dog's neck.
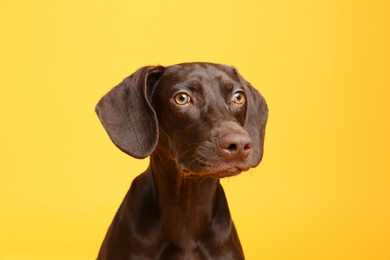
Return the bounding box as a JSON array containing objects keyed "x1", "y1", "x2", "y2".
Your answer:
[{"x1": 149, "y1": 146, "x2": 231, "y2": 246}]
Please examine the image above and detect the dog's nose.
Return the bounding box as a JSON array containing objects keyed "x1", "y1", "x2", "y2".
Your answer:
[{"x1": 219, "y1": 133, "x2": 252, "y2": 160}]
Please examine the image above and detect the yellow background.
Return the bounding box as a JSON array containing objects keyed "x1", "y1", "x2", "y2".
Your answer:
[{"x1": 1, "y1": 0, "x2": 389, "y2": 259}]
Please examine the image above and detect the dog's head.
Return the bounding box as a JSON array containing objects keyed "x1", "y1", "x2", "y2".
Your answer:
[{"x1": 96, "y1": 62, "x2": 268, "y2": 178}]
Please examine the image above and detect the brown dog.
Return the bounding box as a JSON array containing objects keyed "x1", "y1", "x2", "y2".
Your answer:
[{"x1": 95, "y1": 62, "x2": 268, "y2": 259}]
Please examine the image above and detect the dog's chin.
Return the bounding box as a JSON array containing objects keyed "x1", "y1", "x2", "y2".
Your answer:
[{"x1": 180, "y1": 165, "x2": 248, "y2": 179}]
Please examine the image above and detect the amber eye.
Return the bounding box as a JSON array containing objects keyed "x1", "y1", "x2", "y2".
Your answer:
[
  {"x1": 174, "y1": 93, "x2": 190, "y2": 105},
  {"x1": 232, "y1": 92, "x2": 245, "y2": 104}
]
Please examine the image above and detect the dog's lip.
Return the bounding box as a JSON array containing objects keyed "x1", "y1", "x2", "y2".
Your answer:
[
  {"x1": 180, "y1": 165, "x2": 243, "y2": 178},
  {"x1": 181, "y1": 167, "x2": 192, "y2": 176}
]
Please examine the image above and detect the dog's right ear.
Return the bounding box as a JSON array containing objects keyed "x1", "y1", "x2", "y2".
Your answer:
[{"x1": 95, "y1": 66, "x2": 164, "y2": 159}]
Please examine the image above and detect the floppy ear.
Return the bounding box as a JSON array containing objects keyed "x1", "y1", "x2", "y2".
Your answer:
[
  {"x1": 95, "y1": 66, "x2": 164, "y2": 159},
  {"x1": 233, "y1": 68, "x2": 269, "y2": 167}
]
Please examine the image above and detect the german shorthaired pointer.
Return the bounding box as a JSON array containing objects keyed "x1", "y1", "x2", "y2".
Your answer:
[{"x1": 95, "y1": 62, "x2": 268, "y2": 259}]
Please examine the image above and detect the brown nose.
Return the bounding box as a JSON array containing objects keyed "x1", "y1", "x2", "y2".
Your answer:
[{"x1": 219, "y1": 133, "x2": 252, "y2": 160}]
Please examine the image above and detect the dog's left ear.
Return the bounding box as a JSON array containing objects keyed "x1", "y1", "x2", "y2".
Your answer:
[{"x1": 233, "y1": 68, "x2": 269, "y2": 167}]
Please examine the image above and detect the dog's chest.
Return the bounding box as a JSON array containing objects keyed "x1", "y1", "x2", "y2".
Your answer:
[{"x1": 155, "y1": 242, "x2": 237, "y2": 260}]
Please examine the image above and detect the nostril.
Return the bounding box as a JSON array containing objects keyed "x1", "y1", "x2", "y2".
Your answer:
[{"x1": 228, "y1": 144, "x2": 237, "y2": 151}]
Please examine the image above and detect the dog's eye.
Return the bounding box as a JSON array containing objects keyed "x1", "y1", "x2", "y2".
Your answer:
[
  {"x1": 232, "y1": 92, "x2": 245, "y2": 104},
  {"x1": 174, "y1": 93, "x2": 190, "y2": 105}
]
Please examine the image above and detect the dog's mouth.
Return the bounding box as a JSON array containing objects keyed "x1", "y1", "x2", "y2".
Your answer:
[
  {"x1": 180, "y1": 165, "x2": 244, "y2": 179},
  {"x1": 177, "y1": 145, "x2": 253, "y2": 179}
]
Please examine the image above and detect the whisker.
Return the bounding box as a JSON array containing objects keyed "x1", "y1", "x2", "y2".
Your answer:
[
  {"x1": 177, "y1": 142, "x2": 202, "y2": 159},
  {"x1": 186, "y1": 156, "x2": 201, "y2": 169},
  {"x1": 178, "y1": 147, "x2": 197, "y2": 159}
]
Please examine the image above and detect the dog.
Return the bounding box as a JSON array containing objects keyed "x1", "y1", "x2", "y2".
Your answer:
[{"x1": 95, "y1": 62, "x2": 268, "y2": 259}]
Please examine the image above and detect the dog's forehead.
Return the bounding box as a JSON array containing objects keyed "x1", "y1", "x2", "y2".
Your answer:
[{"x1": 162, "y1": 63, "x2": 237, "y2": 86}]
